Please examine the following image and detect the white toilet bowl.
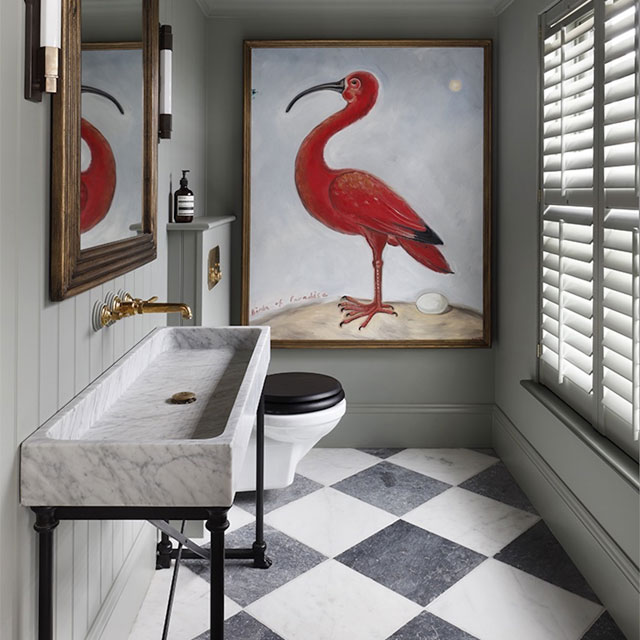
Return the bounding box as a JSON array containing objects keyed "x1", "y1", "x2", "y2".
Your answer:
[{"x1": 236, "y1": 373, "x2": 346, "y2": 492}]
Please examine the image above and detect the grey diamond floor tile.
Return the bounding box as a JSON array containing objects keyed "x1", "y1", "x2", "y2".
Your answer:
[
  {"x1": 495, "y1": 520, "x2": 600, "y2": 603},
  {"x1": 459, "y1": 462, "x2": 537, "y2": 514},
  {"x1": 358, "y1": 447, "x2": 405, "y2": 459},
  {"x1": 581, "y1": 612, "x2": 626, "y2": 639},
  {"x1": 332, "y1": 460, "x2": 451, "y2": 516},
  {"x1": 182, "y1": 524, "x2": 326, "y2": 607},
  {"x1": 388, "y1": 611, "x2": 478, "y2": 639},
  {"x1": 234, "y1": 474, "x2": 323, "y2": 515},
  {"x1": 191, "y1": 612, "x2": 284, "y2": 640},
  {"x1": 336, "y1": 520, "x2": 486, "y2": 606}
]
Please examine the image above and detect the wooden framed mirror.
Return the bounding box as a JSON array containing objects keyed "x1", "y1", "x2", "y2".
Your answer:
[{"x1": 50, "y1": 0, "x2": 158, "y2": 300}]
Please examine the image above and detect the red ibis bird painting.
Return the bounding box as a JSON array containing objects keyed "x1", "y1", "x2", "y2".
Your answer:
[
  {"x1": 286, "y1": 71, "x2": 452, "y2": 329},
  {"x1": 243, "y1": 41, "x2": 491, "y2": 346}
]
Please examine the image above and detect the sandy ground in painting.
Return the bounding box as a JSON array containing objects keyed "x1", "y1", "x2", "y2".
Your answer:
[{"x1": 254, "y1": 300, "x2": 483, "y2": 341}]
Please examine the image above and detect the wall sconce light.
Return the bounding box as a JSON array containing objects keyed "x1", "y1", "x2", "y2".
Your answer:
[
  {"x1": 159, "y1": 24, "x2": 172, "y2": 139},
  {"x1": 24, "y1": 0, "x2": 62, "y2": 102}
]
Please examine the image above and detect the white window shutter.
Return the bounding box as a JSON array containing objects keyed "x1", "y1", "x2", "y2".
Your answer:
[
  {"x1": 598, "y1": 0, "x2": 639, "y2": 459},
  {"x1": 541, "y1": 3, "x2": 597, "y2": 422},
  {"x1": 540, "y1": 0, "x2": 639, "y2": 461}
]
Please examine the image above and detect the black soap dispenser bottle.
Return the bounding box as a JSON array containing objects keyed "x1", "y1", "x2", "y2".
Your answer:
[{"x1": 174, "y1": 170, "x2": 194, "y2": 223}]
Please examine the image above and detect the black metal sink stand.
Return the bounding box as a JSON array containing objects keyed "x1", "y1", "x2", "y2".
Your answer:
[
  {"x1": 33, "y1": 505, "x2": 231, "y2": 640},
  {"x1": 31, "y1": 392, "x2": 270, "y2": 640},
  {"x1": 156, "y1": 392, "x2": 272, "y2": 570}
]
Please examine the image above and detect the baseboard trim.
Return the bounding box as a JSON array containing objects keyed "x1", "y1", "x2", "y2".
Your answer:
[
  {"x1": 493, "y1": 407, "x2": 637, "y2": 587},
  {"x1": 320, "y1": 402, "x2": 493, "y2": 447},
  {"x1": 86, "y1": 523, "x2": 156, "y2": 640},
  {"x1": 493, "y1": 407, "x2": 639, "y2": 638},
  {"x1": 347, "y1": 402, "x2": 494, "y2": 415}
]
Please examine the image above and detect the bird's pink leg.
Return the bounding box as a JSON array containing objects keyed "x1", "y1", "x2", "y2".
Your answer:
[{"x1": 339, "y1": 234, "x2": 398, "y2": 330}]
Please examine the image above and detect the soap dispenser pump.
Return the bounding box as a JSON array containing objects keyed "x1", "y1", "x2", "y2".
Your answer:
[{"x1": 174, "y1": 170, "x2": 194, "y2": 223}]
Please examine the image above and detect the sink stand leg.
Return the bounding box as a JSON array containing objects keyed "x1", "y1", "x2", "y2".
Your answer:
[
  {"x1": 253, "y1": 391, "x2": 272, "y2": 569},
  {"x1": 33, "y1": 507, "x2": 59, "y2": 640},
  {"x1": 206, "y1": 508, "x2": 229, "y2": 640},
  {"x1": 156, "y1": 528, "x2": 173, "y2": 569}
]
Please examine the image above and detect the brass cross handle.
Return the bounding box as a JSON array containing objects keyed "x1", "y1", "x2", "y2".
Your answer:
[{"x1": 208, "y1": 246, "x2": 222, "y2": 290}]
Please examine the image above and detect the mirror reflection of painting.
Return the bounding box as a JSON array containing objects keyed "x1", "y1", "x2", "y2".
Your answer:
[{"x1": 80, "y1": 46, "x2": 143, "y2": 250}]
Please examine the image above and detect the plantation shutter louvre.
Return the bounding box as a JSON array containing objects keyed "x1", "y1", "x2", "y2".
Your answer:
[
  {"x1": 541, "y1": 2, "x2": 596, "y2": 420},
  {"x1": 540, "y1": 0, "x2": 639, "y2": 461}
]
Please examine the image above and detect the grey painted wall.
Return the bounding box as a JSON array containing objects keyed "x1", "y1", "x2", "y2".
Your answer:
[
  {"x1": 0, "y1": 0, "x2": 208, "y2": 637},
  {"x1": 494, "y1": 1, "x2": 639, "y2": 637},
  {"x1": 204, "y1": 10, "x2": 497, "y2": 447}
]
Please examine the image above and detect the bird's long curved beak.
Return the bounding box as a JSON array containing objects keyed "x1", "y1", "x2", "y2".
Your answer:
[
  {"x1": 285, "y1": 79, "x2": 345, "y2": 113},
  {"x1": 81, "y1": 85, "x2": 125, "y2": 115}
]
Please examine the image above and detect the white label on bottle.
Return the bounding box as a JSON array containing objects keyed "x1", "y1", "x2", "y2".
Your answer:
[{"x1": 177, "y1": 195, "x2": 194, "y2": 217}]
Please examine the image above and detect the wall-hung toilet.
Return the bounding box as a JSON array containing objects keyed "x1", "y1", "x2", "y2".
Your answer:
[{"x1": 237, "y1": 372, "x2": 346, "y2": 491}]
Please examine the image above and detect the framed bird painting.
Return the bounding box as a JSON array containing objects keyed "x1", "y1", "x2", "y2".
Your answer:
[{"x1": 242, "y1": 40, "x2": 492, "y2": 348}]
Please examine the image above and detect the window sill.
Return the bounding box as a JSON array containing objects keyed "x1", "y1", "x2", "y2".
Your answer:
[{"x1": 520, "y1": 380, "x2": 639, "y2": 490}]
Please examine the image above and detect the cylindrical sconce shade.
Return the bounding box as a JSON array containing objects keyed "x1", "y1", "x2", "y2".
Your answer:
[
  {"x1": 40, "y1": 0, "x2": 62, "y2": 93},
  {"x1": 160, "y1": 49, "x2": 172, "y2": 114},
  {"x1": 159, "y1": 25, "x2": 173, "y2": 139},
  {"x1": 40, "y1": 0, "x2": 61, "y2": 47}
]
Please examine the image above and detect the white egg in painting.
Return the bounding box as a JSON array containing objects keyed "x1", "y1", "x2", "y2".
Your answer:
[{"x1": 416, "y1": 292, "x2": 449, "y2": 315}]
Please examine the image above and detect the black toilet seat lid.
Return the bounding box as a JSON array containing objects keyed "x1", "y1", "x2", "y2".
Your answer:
[{"x1": 263, "y1": 372, "x2": 345, "y2": 415}]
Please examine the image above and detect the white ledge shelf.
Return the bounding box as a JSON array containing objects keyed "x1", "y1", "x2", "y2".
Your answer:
[
  {"x1": 129, "y1": 215, "x2": 236, "y2": 233},
  {"x1": 167, "y1": 215, "x2": 236, "y2": 231},
  {"x1": 520, "y1": 380, "x2": 639, "y2": 490}
]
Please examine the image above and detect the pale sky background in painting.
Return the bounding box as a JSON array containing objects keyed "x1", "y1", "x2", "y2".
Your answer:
[{"x1": 249, "y1": 46, "x2": 485, "y2": 322}]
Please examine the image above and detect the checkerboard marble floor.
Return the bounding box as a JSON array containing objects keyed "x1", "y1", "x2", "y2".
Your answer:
[{"x1": 129, "y1": 448, "x2": 626, "y2": 640}]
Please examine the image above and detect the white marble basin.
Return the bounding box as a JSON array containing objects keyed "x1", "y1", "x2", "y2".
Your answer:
[{"x1": 20, "y1": 326, "x2": 270, "y2": 507}]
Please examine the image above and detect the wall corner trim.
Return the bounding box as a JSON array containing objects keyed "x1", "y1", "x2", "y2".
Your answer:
[
  {"x1": 493, "y1": 0, "x2": 515, "y2": 15},
  {"x1": 194, "y1": 0, "x2": 211, "y2": 17}
]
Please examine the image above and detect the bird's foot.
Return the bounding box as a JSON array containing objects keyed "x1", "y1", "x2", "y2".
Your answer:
[{"x1": 338, "y1": 299, "x2": 397, "y2": 330}]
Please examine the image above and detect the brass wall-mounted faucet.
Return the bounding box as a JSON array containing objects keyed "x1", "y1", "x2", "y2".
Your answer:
[{"x1": 93, "y1": 291, "x2": 192, "y2": 330}]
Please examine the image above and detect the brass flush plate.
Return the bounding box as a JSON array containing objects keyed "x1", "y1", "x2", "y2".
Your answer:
[{"x1": 208, "y1": 246, "x2": 222, "y2": 290}]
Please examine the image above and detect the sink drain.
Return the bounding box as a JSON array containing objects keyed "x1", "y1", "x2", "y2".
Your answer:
[{"x1": 170, "y1": 391, "x2": 197, "y2": 404}]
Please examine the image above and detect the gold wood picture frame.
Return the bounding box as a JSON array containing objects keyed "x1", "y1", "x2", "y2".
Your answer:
[{"x1": 243, "y1": 39, "x2": 492, "y2": 348}]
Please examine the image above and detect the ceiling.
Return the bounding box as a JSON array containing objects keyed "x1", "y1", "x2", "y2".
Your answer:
[{"x1": 195, "y1": 0, "x2": 514, "y2": 18}]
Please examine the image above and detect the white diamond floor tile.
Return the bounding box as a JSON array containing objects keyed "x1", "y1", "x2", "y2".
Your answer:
[
  {"x1": 295, "y1": 448, "x2": 379, "y2": 485},
  {"x1": 403, "y1": 487, "x2": 540, "y2": 556},
  {"x1": 388, "y1": 448, "x2": 498, "y2": 485},
  {"x1": 227, "y1": 504, "x2": 256, "y2": 534},
  {"x1": 264, "y1": 486, "x2": 397, "y2": 557},
  {"x1": 128, "y1": 560, "x2": 241, "y2": 640},
  {"x1": 246, "y1": 559, "x2": 422, "y2": 640},
  {"x1": 427, "y1": 559, "x2": 603, "y2": 640},
  {"x1": 176, "y1": 507, "x2": 255, "y2": 551}
]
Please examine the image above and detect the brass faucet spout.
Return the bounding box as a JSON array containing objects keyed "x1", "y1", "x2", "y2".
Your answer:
[
  {"x1": 96, "y1": 292, "x2": 192, "y2": 328},
  {"x1": 139, "y1": 302, "x2": 193, "y2": 319}
]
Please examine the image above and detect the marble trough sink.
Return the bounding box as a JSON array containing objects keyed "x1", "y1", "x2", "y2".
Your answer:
[{"x1": 20, "y1": 326, "x2": 270, "y2": 508}]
